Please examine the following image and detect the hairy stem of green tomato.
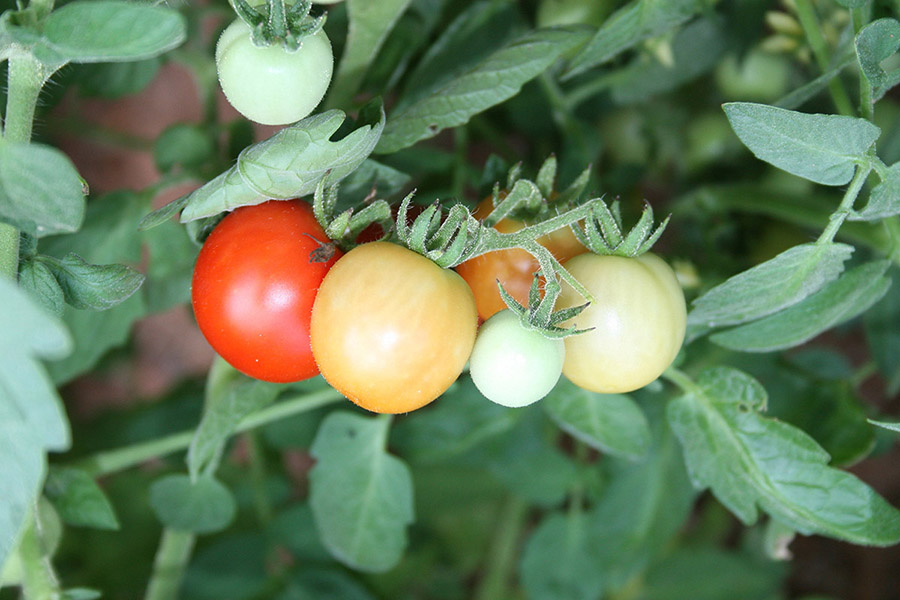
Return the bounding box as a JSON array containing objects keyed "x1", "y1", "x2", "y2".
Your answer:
[
  {"x1": 817, "y1": 164, "x2": 872, "y2": 245},
  {"x1": 19, "y1": 514, "x2": 61, "y2": 600},
  {"x1": 793, "y1": 0, "x2": 854, "y2": 116},
  {"x1": 144, "y1": 529, "x2": 196, "y2": 600},
  {"x1": 77, "y1": 388, "x2": 343, "y2": 477},
  {"x1": 661, "y1": 366, "x2": 702, "y2": 396},
  {"x1": 473, "y1": 496, "x2": 528, "y2": 600}
]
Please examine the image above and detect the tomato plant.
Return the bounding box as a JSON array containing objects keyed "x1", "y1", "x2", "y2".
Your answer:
[
  {"x1": 310, "y1": 241, "x2": 478, "y2": 414},
  {"x1": 469, "y1": 309, "x2": 564, "y2": 407},
  {"x1": 191, "y1": 199, "x2": 341, "y2": 383},
  {"x1": 456, "y1": 196, "x2": 586, "y2": 320},
  {"x1": 215, "y1": 18, "x2": 333, "y2": 125},
  {"x1": 555, "y1": 253, "x2": 686, "y2": 393}
]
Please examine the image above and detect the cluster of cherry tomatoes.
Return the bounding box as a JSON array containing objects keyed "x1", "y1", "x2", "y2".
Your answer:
[{"x1": 191, "y1": 197, "x2": 687, "y2": 414}]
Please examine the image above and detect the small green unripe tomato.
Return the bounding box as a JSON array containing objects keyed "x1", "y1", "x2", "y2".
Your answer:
[
  {"x1": 469, "y1": 309, "x2": 565, "y2": 408},
  {"x1": 215, "y1": 19, "x2": 333, "y2": 126}
]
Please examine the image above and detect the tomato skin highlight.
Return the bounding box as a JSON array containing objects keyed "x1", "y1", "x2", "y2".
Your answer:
[
  {"x1": 310, "y1": 242, "x2": 478, "y2": 414},
  {"x1": 215, "y1": 19, "x2": 333, "y2": 126},
  {"x1": 191, "y1": 200, "x2": 341, "y2": 383},
  {"x1": 469, "y1": 309, "x2": 565, "y2": 408},
  {"x1": 555, "y1": 253, "x2": 686, "y2": 393},
  {"x1": 456, "y1": 197, "x2": 586, "y2": 321}
]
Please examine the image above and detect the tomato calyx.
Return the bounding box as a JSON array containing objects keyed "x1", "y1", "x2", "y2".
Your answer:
[
  {"x1": 312, "y1": 180, "x2": 394, "y2": 250},
  {"x1": 498, "y1": 270, "x2": 591, "y2": 339},
  {"x1": 574, "y1": 200, "x2": 670, "y2": 257},
  {"x1": 232, "y1": 0, "x2": 326, "y2": 51}
]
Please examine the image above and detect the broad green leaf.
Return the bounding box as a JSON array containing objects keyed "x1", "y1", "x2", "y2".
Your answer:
[
  {"x1": 154, "y1": 124, "x2": 216, "y2": 173},
  {"x1": 43, "y1": 0, "x2": 186, "y2": 63},
  {"x1": 710, "y1": 261, "x2": 892, "y2": 352},
  {"x1": 326, "y1": 0, "x2": 413, "y2": 108},
  {"x1": 689, "y1": 243, "x2": 853, "y2": 328},
  {"x1": 0, "y1": 276, "x2": 71, "y2": 359},
  {"x1": 42, "y1": 192, "x2": 148, "y2": 383},
  {"x1": 865, "y1": 271, "x2": 900, "y2": 395},
  {"x1": 543, "y1": 378, "x2": 650, "y2": 460},
  {"x1": 18, "y1": 259, "x2": 65, "y2": 317},
  {"x1": 642, "y1": 547, "x2": 786, "y2": 600},
  {"x1": 565, "y1": 0, "x2": 707, "y2": 77},
  {"x1": 851, "y1": 162, "x2": 900, "y2": 221},
  {"x1": 723, "y1": 103, "x2": 880, "y2": 185},
  {"x1": 44, "y1": 467, "x2": 119, "y2": 530},
  {"x1": 0, "y1": 421, "x2": 44, "y2": 572},
  {"x1": 869, "y1": 419, "x2": 900, "y2": 433},
  {"x1": 668, "y1": 367, "x2": 900, "y2": 545},
  {"x1": 586, "y1": 399, "x2": 695, "y2": 587},
  {"x1": 610, "y1": 18, "x2": 728, "y2": 104},
  {"x1": 41, "y1": 253, "x2": 144, "y2": 311},
  {"x1": 0, "y1": 141, "x2": 85, "y2": 237},
  {"x1": 856, "y1": 19, "x2": 900, "y2": 103},
  {"x1": 519, "y1": 511, "x2": 604, "y2": 600},
  {"x1": 188, "y1": 379, "x2": 282, "y2": 480},
  {"x1": 179, "y1": 106, "x2": 385, "y2": 221},
  {"x1": 375, "y1": 27, "x2": 590, "y2": 154},
  {"x1": 0, "y1": 355, "x2": 71, "y2": 450},
  {"x1": 309, "y1": 412, "x2": 414, "y2": 573},
  {"x1": 149, "y1": 474, "x2": 236, "y2": 534}
]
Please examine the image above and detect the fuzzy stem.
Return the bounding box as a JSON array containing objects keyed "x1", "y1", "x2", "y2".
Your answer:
[
  {"x1": 76, "y1": 388, "x2": 343, "y2": 477},
  {"x1": 144, "y1": 529, "x2": 196, "y2": 600},
  {"x1": 793, "y1": 0, "x2": 855, "y2": 116},
  {"x1": 817, "y1": 164, "x2": 872, "y2": 245},
  {"x1": 473, "y1": 496, "x2": 528, "y2": 600},
  {"x1": 19, "y1": 515, "x2": 61, "y2": 600}
]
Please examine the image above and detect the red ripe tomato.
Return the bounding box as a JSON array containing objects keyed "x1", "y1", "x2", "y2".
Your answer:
[
  {"x1": 456, "y1": 196, "x2": 586, "y2": 320},
  {"x1": 191, "y1": 199, "x2": 341, "y2": 383},
  {"x1": 310, "y1": 242, "x2": 478, "y2": 414}
]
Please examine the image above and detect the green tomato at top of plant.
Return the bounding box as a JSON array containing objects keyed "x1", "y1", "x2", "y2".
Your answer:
[
  {"x1": 215, "y1": 18, "x2": 333, "y2": 126},
  {"x1": 469, "y1": 309, "x2": 565, "y2": 408},
  {"x1": 555, "y1": 252, "x2": 686, "y2": 394}
]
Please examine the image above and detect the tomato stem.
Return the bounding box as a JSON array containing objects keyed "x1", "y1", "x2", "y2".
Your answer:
[
  {"x1": 144, "y1": 529, "x2": 196, "y2": 600},
  {"x1": 19, "y1": 509, "x2": 62, "y2": 600},
  {"x1": 473, "y1": 495, "x2": 528, "y2": 600},
  {"x1": 817, "y1": 164, "x2": 872, "y2": 245}
]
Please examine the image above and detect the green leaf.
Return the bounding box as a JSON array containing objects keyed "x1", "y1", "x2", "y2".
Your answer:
[
  {"x1": 41, "y1": 253, "x2": 144, "y2": 311},
  {"x1": 18, "y1": 259, "x2": 65, "y2": 317},
  {"x1": 309, "y1": 412, "x2": 414, "y2": 573},
  {"x1": 44, "y1": 467, "x2": 119, "y2": 530},
  {"x1": 0, "y1": 141, "x2": 85, "y2": 237},
  {"x1": 856, "y1": 18, "x2": 900, "y2": 103},
  {"x1": 610, "y1": 17, "x2": 728, "y2": 104},
  {"x1": 667, "y1": 367, "x2": 900, "y2": 545},
  {"x1": 42, "y1": 0, "x2": 186, "y2": 63},
  {"x1": 180, "y1": 105, "x2": 385, "y2": 221},
  {"x1": 375, "y1": 27, "x2": 590, "y2": 154},
  {"x1": 519, "y1": 511, "x2": 604, "y2": 600},
  {"x1": 149, "y1": 474, "x2": 236, "y2": 534},
  {"x1": 586, "y1": 400, "x2": 696, "y2": 588},
  {"x1": 642, "y1": 547, "x2": 786, "y2": 600},
  {"x1": 142, "y1": 217, "x2": 197, "y2": 313},
  {"x1": 865, "y1": 271, "x2": 900, "y2": 395},
  {"x1": 154, "y1": 124, "x2": 216, "y2": 173},
  {"x1": 851, "y1": 162, "x2": 900, "y2": 221},
  {"x1": 0, "y1": 276, "x2": 71, "y2": 359},
  {"x1": 268, "y1": 504, "x2": 330, "y2": 562},
  {"x1": 565, "y1": 0, "x2": 708, "y2": 77},
  {"x1": 0, "y1": 355, "x2": 71, "y2": 450},
  {"x1": 327, "y1": 0, "x2": 413, "y2": 107},
  {"x1": 869, "y1": 419, "x2": 900, "y2": 434},
  {"x1": 689, "y1": 242, "x2": 853, "y2": 328},
  {"x1": 188, "y1": 379, "x2": 282, "y2": 480},
  {"x1": 0, "y1": 421, "x2": 45, "y2": 578},
  {"x1": 723, "y1": 102, "x2": 880, "y2": 185},
  {"x1": 543, "y1": 378, "x2": 650, "y2": 460},
  {"x1": 76, "y1": 57, "x2": 162, "y2": 99},
  {"x1": 710, "y1": 260, "x2": 892, "y2": 352}
]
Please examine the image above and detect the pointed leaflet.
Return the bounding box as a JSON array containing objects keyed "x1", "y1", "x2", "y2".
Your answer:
[
  {"x1": 543, "y1": 378, "x2": 650, "y2": 460},
  {"x1": 180, "y1": 106, "x2": 385, "y2": 221},
  {"x1": 723, "y1": 103, "x2": 880, "y2": 186},
  {"x1": 856, "y1": 18, "x2": 900, "y2": 103},
  {"x1": 149, "y1": 474, "x2": 236, "y2": 534},
  {"x1": 710, "y1": 261, "x2": 892, "y2": 352},
  {"x1": 0, "y1": 278, "x2": 72, "y2": 569},
  {"x1": 375, "y1": 27, "x2": 590, "y2": 154},
  {"x1": 565, "y1": 0, "x2": 708, "y2": 78},
  {"x1": 43, "y1": 0, "x2": 186, "y2": 63},
  {"x1": 0, "y1": 141, "x2": 85, "y2": 237},
  {"x1": 667, "y1": 367, "x2": 900, "y2": 545},
  {"x1": 44, "y1": 467, "x2": 119, "y2": 530},
  {"x1": 309, "y1": 412, "x2": 414, "y2": 573},
  {"x1": 688, "y1": 242, "x2": 853, "y2": 328},
  {"x1": 851, "y1": 162, "x2": 900, "y2": 221}
]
